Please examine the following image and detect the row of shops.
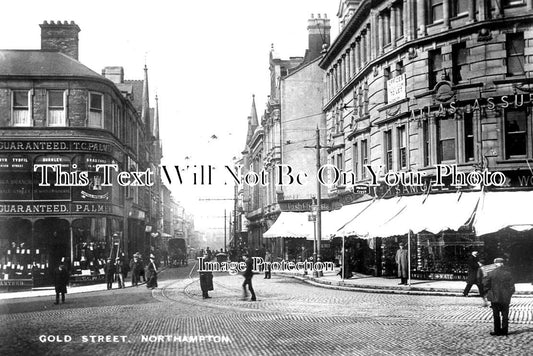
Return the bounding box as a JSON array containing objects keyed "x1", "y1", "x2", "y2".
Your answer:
[
  {"x1": 263, "y1": 189, "x2": 533, "y2": 282},
  {"x1": 0, "y1": 140, "x2": 158, "y2": 289}
]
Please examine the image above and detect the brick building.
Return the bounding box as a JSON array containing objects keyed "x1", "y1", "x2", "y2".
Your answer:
[
  {"x1": 240, "y1": 15, "x2": 331, "y2": 260},
  {"x1": 319, "y1": 0, "x2": 533, "y2": 281},
  {"x1": 0, "y1": 21, "x2": 162, "y2": 287}
]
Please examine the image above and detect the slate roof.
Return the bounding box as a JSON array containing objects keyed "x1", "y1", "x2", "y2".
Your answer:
[
  {"x1": 0, "y1": 50, "x2": 103, "y2": 79},
  {"x1": 123, "y1": 79, "x2": 143, "y2": 115}
]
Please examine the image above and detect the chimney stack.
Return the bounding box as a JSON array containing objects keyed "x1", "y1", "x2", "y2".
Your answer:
[
  {"x1": 307, "y1": 14, "x2": 331, "y2": 62},
  {"x1": 40, "y1": 21, "x2": 81, "y2": 60},
  {"x1": 102, "y1": 66, "x2": 124, "y2": 84}
]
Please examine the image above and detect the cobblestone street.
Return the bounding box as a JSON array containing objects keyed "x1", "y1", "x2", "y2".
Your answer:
[{"x1": 1, "y1": 268, "x2": 532, "y2": 356}]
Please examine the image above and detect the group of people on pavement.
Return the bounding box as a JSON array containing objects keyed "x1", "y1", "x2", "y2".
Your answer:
[
  {"x1": 104, "y1": 252, "x2": 155, "y2": 289},
  {"x1": 52, "y1": 252, "x2": 160, "y2": 305}
]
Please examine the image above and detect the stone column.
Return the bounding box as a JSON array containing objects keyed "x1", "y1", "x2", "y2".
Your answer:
[
  {"x1": 528, "y1": 0, "x2": 533, "y2": 11},
  {"x1": 384, "y1": 11, "x2": 391, "y2": 46},
  {"x1": 391, "y1": 7, "x2": 397, "y2": 48},
  {"x1": 366, "y1": 26, "x2": 372, "y2": 63},
  {"x1": 355, "y1": 38, "x2": 361, "y2": 70},
  {"x1": 468, "y1": 0, "x2": 476, "y2": 22},
  {"x1": 396, "y1": 4, "x2": 403, "y2": 38},
  {"x1": 417, "y1": 0, "x2": 426, "y2": 37},
  {"x1": 333, "y1": 65, "x2": 337, "y2": 93},
  {"x1": 404, "y1": 0, "x2": 410, "y2": 40},
  {"x1": 346, "y1": 49, "x2": 352, "y2": 83},
  {"x1": 350, "y1": 44, "x2": 356, "y2": 77},
  {"x1": 443, "y1": 0, "x2": 450, "y2": 29},
  {"x1": 378, "y1": 14, "x2": 384, "y2": 55},
  {"x1": 370, "y1": 11, "x2": 378, "y2": 59},
  {"x1": 479, "y1": 0, "x2": 487, "y2": 21},
  {"x1": 496, "y1": 0, "x2": 504, "y2": 18},
  {"x1": 361, "y1": 33, "x2": 367, "y2": 65},
  {"x1": 326, "y1": 73, "x2": 331, "y2": 100},
  {"x1": 340, "y1": 58, "x2": 344, "y2": 87}
]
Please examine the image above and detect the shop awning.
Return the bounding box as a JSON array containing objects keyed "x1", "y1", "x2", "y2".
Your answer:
[
  {"x1": 473, "y1": 190, "x2": 533, "y2": 236},
  {"x1": 323, "y1": 199, "x2": 374, "y2": 239},
  {"x1": 374, "y1": 191, "x2": 481, "y2": 237},
  {"x1": 263, "y1": 212, "x2": 314, "y2": 240},
  {"x1": 335, "y1": 196, "x2": 410, "y2": 238},
  {"x1": 263, "y1": 202, "x2": 374, "y2": 241}
]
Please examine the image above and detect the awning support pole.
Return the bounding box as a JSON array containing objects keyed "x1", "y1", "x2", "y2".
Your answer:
[
  {"x1": 408, "y1": 229, "x2": 412, "y2": 286},
  {"x1": 342, "y1": 235, "x2": 345, "y2": 281}
]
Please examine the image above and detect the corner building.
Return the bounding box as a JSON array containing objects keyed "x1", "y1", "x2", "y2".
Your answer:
[
  {"x1": 0, "y1": 21, "x2": 157, "y2": 287},
  {"x1": 320, "y1": 0, "x2": 533, "y2": 281}
]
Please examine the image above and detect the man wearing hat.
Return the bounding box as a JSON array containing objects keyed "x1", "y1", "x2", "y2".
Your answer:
[
  {"x1": 463, "y1": 251, "x2": 484, "y2": 299},
  {"x1": 115, "y1": 256, "x2": 125, "y2": 288},
  {"x1": 395, "y1": 242, "x2": 408, "y2": 285},
  {"x1": 130, "y1": 253, "x2": 142, "y2": 287},
  {"x1": 104, "y1": 258, "x2": 115, "y2": 290},
  {"x1": 483, "y1": 258, "x2": 515, "y2": 336},
  {"x1": 146, "y1": 254, "x2": 158, "y2": 289}
]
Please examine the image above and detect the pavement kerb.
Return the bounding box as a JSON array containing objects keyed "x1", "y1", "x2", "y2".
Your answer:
[
  {"x1": 278, "y1": 272, "x2": 533, "y2": 297},
  {"x1": 0, "y1": 267, "x2": 171, "y2": 300}
]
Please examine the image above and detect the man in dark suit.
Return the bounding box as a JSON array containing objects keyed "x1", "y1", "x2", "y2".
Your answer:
[
  {"x1": 242, "y1": 254, "x2": 257, "y2": 301},
  {"x1": 53, "y1": 263, "x2": 69, "y2": 305},
  {"x1": 483, "y1": 258, "x2": 515, "y2": 336},
  {"x1": 463, "y1": 251, "x2": 486, "y2": 308}
]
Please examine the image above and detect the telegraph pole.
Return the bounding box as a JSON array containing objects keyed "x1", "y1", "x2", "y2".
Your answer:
[
  {"x1": 315, "y1": 127, "x2": 323, "y2": 276},
  {"x1": 304, "y1": 127, "x2": 329, "y2": 277}
]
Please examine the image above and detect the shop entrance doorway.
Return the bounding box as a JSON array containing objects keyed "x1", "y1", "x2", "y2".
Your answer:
[{"x1": 34, "y1": 218, "x2": 70, "y2": 283}]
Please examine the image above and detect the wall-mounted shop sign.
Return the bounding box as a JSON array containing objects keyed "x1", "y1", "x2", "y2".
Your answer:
[
  {"x1": 0, "y1": 140, "x2": 111, "y2": 153},
  {"x1": 33, "y1": 155, "x2": 71, "y2": 200},
  {"x1": 387, "y1": 74, "x2": 406, "y2": 104},
  {"x1": 0, "y1": 156, "x2": 31, "y2": 170},
  {"x1": 0, "y1": 279, "x2": 33, "y2": 287},
  {"x1": 279, "y1": 200, "x2": 331, "y2": 212},
  {"x1": 410, "y1": 94, "x2": 533, "y2": 121},
  {"x1": 0, "y1": 202, "x2": 111, "y2": 215}
]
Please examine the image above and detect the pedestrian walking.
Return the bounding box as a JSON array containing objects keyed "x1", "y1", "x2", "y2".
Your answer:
[
  {"x1": 242, "y1": 254, "x2": 257, "y2": 301},
  {"x1": 115, "y1": 257, "x2": 125, "y2": 288},
  {"x1": 264, "y1": 250, "x2": 272, "y2": 279},
  {"x1": 199, "y1": 253, "x2": 213, "y2": 298},
  {"x1": 53, "y1": 263, "x2": 69, "y2": 304},
  {"x1": 146, "y1": 254, "x2": 158, "y2": 289},
  {"x1": 138, "y1": 253, "x2": 146, "y2": 282},
  {"x1": 463, "y1": 250, "x2": 488, "y2": 306},
  {"x1": 483, "y1": 258, "x2": 515, "y2": 336},
  {"x1": 104, "y1": 258, "x2": 115, "y2": 290},
  {"x1": 395, "y1": 242, "x2": 408, "y2": 285},
  {"x1": 130, "y1": 253, "x2": 142, "y2": 287}
]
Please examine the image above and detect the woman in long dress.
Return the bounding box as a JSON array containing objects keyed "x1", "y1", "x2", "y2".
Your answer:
[{"x1": 146, "y1": 254, "x2": 158, "y2": 289}]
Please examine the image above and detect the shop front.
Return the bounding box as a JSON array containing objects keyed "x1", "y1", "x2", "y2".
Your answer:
[
  {"x1": 0, "y1": 139, "x2": 126, "y2": 289},
  {"x1": 334, "y1": 189, "x2": 533, "y2": 282}
]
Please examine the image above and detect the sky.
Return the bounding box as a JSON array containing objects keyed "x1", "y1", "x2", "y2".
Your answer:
[{"x1": 0, "y1": 0, "x2": 340, "y2": 242}]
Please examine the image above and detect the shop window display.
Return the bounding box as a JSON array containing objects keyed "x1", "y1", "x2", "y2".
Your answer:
[
  {"x1": 71, "y1": 217, "x2": 122, "y2": 283},
  {"x1": 2, "y1": 242, "x2": 48, "y2": 285},
  {"x1": 413, "y1": 232, "x2": 483, "y2": 280}
]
